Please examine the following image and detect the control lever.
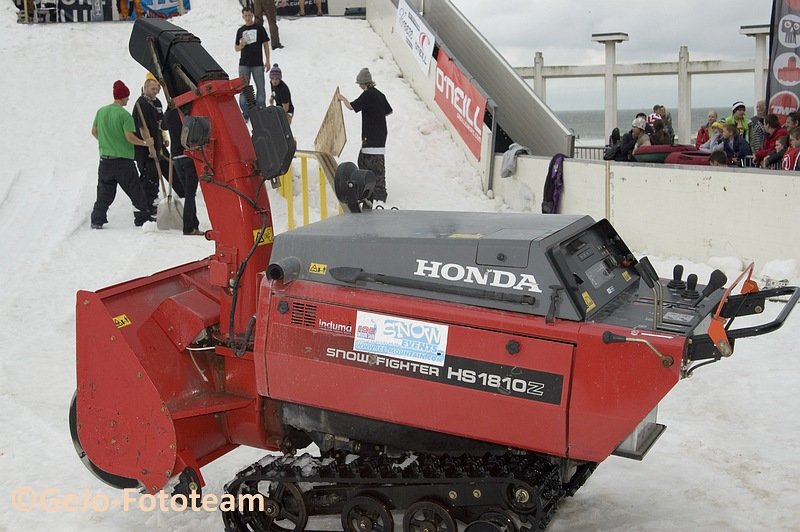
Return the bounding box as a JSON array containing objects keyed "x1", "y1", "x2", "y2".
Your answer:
[
  {"x1": 667, "y1": 264, "x2": 686, "y2": 290},
  {"x1": 602, "y1": 331, "x2": 674, "y2": 367},
  {"x1": 693, "y1": 269, "x2": 728, "y2": 307},
  {"x1": 682, "y1": 274, "x2": 700, "y2": 299},
  {"x1": 635, "y1": 257, "x2": 663, "y2": 329}
]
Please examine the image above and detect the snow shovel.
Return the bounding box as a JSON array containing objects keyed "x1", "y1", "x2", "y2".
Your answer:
[
  {"x1": 156, "y1": 155, "x2": 184, "y2": 231},
  {"x1": 134, "y1": 102, "x2": 183, "y2": 230}
]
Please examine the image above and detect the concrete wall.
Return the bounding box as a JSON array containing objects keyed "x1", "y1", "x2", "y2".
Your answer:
[{"x1": 489, "y1": 155, "x2": 800, "y2": 265}]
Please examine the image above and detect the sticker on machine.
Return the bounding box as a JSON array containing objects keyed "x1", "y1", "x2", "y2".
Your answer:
[{"x1": 353, "y1": 311, "x2": 448, "y2": 367}]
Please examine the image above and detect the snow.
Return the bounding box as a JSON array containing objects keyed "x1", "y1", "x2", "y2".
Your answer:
[{"x1": 0, "y1": 1, "x2": 798, "y2": 531}]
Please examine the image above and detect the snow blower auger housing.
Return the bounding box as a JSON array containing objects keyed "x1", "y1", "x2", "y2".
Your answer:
[{"x1": 71, "y1": 18, "x2": 799, "y2": 532}]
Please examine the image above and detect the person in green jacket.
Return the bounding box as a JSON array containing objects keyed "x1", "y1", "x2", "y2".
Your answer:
[
  {"x1": 725, "y1": 101, "x2": 750, "y2": 143},
  {"x1": 90, "y1": 80, "x2": 154, "y2": 229}
]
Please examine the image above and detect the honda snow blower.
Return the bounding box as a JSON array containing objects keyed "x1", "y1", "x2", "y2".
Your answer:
[{"x1": 71, "y1": 19, "x2": 799, "y2": 532}]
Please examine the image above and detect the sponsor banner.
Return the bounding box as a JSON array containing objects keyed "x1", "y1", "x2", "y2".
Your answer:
[
  {"x1": 17, "y1": 0, "x2": 190, "y2": 23},
  {"x1": 393, "y1": 0, "x2": 435, "y2": 75},
  {"x1": 433, "y1": 49, "x2": 487, "y2": 160},
  {"x1": 276, "y1": 0, "x2": 329, "y2": 16},
  {"x1": 353, "y1": 311, "x2": 448, "y2": 367},
  {"x1": 52, "y1": 0, "x2": 108, "y2": 22},
  {"x1": 767, "y1": 0, "x2": 800, "y2": 124}
]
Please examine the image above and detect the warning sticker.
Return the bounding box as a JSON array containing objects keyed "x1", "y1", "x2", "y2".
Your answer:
[
  {"x1": 581, "y1": 292, "x2": 596, "y2": 312},
  {"x1": 622, "y1": 270, "x2": 632, "y2": 282},
  {"x1": 113, "y1": 314, "x2": 132, "y2": 329},
  {"x1": 253, "y1": 227, "x2": 274, "y2": 246},
  {"x1": 309, "y1": 262, "x2": 328, "y2": 275}
]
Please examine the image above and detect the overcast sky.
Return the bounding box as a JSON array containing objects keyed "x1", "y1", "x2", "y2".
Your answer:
[{"x1": 455, "y1": 0, "x2": 774, "y2": 111}]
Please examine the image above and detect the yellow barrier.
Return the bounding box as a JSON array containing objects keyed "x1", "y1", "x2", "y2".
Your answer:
[{"x1": 277, "y1": 151, "x2": 342, "y2": 230}]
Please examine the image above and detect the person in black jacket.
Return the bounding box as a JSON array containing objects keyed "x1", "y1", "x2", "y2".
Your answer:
[
  {"x1": 268, "y1": 63, "x2": 294, "y2": 124},
  {"x1": 164, "y1": 106, "x2": 202, "y2": 235},
  {"x1": 337, "y1": 68, "x2": 393, "y2": 202},
  {"x1": 722, "y1": 123, "x2": 753, "y2": 166},
  {"x1": 132, "y1": 77, "x2": 168, "y2": 207}
]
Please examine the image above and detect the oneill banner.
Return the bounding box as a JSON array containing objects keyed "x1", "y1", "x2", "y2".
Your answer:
[
  {"x1": 767, "y1": 0, "x2": 800, "y2": 124},
  {"x1": 394, "y1": 0, "x2": 435, "y2": 75},
  {"x1": 433, "y1": 49, "x2": 487, "y2": 161}
]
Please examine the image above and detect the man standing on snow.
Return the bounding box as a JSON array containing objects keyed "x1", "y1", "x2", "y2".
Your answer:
[
  {"x1": 235, "y1": 5, "x2": 270, "y2": 122},
  {"x1": 90, "y1": 80, "x2": 154, "y2": 229},
  {"x1": 164, "y1": 106, "x2": 203, "y2": 236},
  {"x1": 133, "y1": 75, "x2": 169, "y2": 207},
  {"x1": 337, "y1": 67, "x2": 393, "y2": 203}
]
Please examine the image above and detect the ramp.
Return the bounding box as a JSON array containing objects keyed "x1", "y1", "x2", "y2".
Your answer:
[{"x1": 386, "y1": 0, "x2": 574, "y2": 157}]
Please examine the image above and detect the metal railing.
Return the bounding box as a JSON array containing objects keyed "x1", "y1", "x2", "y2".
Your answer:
[
  {"x1": 276, "y1": 151, "x2": 342, "y2": 230},
  {"x1": 572, "y1": 146, "x2": 605, "y2": 161}
]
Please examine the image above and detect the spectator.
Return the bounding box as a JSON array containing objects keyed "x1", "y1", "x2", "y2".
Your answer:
[
  {"x1": 749, "y1": 100, "x2": 766, "y2": 153},
  {"x1": 722, "y1": 123, "x2": 752, "y2": 166},
  {"x1": 635, "y1": 111, "x2": 654, "y2": 135},
  {"x1": 754, "y1": 113, "x2": 788, "y2": 166},
  {"x1": 646, "y1": 104, "x2": 662, "y2": 128},
  {"x1": 164, "y1": 107, "x2": 203, "y2": 236},
  {"x1": 725, "y1": 101, "x2": 749, "y2": 142},
  {"x1": 133, "y1": 76, "x2": 168, "y2": 208},
  {"x1": 268, "y1": 63, "x2": 294, "y2": 124},
  {"x1": 650, "y1": 119, "x2": 671, "y2": 145},
  {"x1": 337, "y1": 68, "x2": 393, "y2": 203},
  {"x1": 695, "y1": 110, "x2": 718, "y2": 148},
  {"x1": 661, "y1": 106, "x2": 674, "y2": 141},
  {"x1": 119, "y1": 0, "x2": 144, "y2": 20},
  {"x1": 618, "y1": 117, "x2": 651, "y2": 161},
  {"x1": 763, "y1": 134, "x2": 789, "y2": 169},
  {"x1": 781, "y1": 129, "x2": 800, "y2": 170},
  {"x1": 709, "y1": 151, "x2": 728, "y2": 167},
  {"x1": 298, "y1": 0, "x2": 322, "y2": 16},
  {"x1": 252, "y1": 0, "x2": 283, "y2": 49},
  {"x1": 235, "y1": 6, "x2": 270, "y2": 122},
  {"x1": 698, "y1": 121, "x2": 726, "y2": 153},
  {"x1": 90, "y1": 80, "x2": 154, "y2": 229},
  {"x1": 785, "y1": 111, "x2": 800, "y2": 134}
]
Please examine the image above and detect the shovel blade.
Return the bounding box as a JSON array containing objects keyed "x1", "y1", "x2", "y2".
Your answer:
[{"x1": 156, "y1": 197, "x2": 184, "y2": 231}]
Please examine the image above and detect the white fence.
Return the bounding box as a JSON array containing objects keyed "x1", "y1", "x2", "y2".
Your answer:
[{"x1": 490, "y1": 155, "x2": 800, "y2": 266}]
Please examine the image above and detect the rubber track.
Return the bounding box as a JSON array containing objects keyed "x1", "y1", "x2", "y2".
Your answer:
[{"x1": 222, "y1": 450, "x2": 564, "y2": 531}]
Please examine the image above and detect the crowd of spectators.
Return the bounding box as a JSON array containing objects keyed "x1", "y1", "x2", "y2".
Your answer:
[{"x1": 605, "y1": 100, "x2": 800, "y2": 169}]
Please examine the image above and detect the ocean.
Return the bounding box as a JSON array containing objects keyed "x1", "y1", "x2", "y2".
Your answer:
[{"x1": 554, "y1": 108, "x2": 729, "y2": 147}]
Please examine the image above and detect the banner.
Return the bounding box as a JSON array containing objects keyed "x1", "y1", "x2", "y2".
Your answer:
[
  {"x1": 433, "y1": 49, "x2": 487, "y2": 160},
  {"x1": 276, "y1": 0, "x2": 328, "y2": 16},
  {"x1": 15, "y1": 0, "x2": 190, "y2": 23},
  {"x1": 393, "y1": 0, "x2": 435, "y2": 75},
  {"x1": 767, "y1": 0, "x2": 800, "y2": 124}
]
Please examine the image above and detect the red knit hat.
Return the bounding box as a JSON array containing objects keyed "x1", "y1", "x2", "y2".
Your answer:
[{"x1": 113, "y1": 80, "x2": 130, "y2": 100}]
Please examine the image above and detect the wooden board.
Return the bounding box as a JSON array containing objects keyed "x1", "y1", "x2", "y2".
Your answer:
[{"x1": 314, "y1": 87, "x2": 347, "y2": 157}]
